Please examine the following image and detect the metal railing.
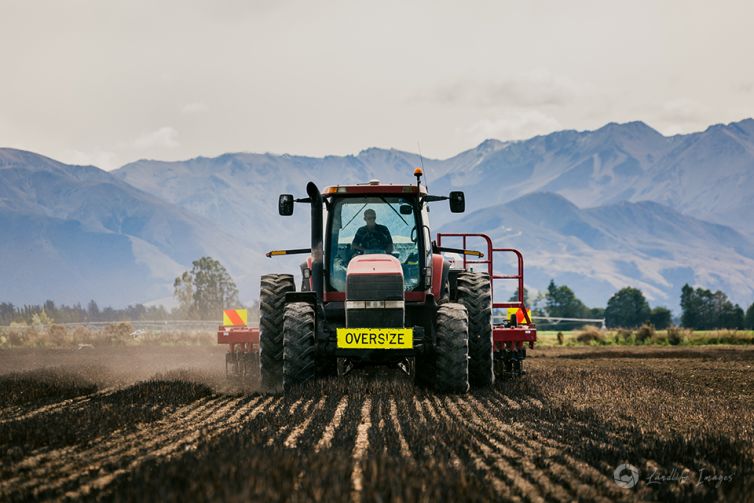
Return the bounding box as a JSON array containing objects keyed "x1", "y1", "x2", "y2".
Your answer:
[{"x1": 437, "y1": 232, "x2": 533, "y2": 325}]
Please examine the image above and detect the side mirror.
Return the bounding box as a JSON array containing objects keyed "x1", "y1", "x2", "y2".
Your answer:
[
  {"x1": 399, "y1": 204, "x2": 413, "y2": 215},
  {"x1": 449, "y1": 191, "x2": 465, "y2": 213},
  {"x1": 279, "y1": 194, "x2": 294, "y2": 216}
]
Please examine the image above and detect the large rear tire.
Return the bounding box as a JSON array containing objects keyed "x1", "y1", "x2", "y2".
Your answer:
[
  {"x1": 259, "y1": 274, "x2": 295, "y2": 390},
  {"x1": 283, "y1": 302, "x2": 316, "y2": 390},
  {"x1": 435, "y1": 303, "x2": 470, "y2": 393},
  {"x1": 456, "y1": 271, "x2": 494, "y2": 387}
]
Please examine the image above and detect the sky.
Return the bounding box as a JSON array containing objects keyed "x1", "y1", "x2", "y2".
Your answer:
[{"x1": 1, "y1": 0, "x2": 753, "y2": 170}]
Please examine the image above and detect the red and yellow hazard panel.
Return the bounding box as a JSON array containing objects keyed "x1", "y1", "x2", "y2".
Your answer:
[
  {"x1": 507, "y1": 307, "x2": 532, "y2": 324},
  {"x1": 223, "y1": 308, "x2": 248, "y2": 327}
]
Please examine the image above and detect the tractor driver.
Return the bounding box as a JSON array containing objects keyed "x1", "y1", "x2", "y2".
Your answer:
[{"x1": 351, "y1": 209, "x2": 393, "y2": 254}]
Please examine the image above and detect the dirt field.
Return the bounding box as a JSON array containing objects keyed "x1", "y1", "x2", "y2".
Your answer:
[{"x1": 1, "y1": 346, "x2": 752, "y2": 502}]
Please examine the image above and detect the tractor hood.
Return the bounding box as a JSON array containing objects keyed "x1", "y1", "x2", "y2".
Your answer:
[{"x1": 346, "y1": 254, "x2": 403, "y2": 278}]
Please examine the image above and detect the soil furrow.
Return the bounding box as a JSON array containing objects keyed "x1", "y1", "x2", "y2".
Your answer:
[
  {"x1": 1, "y1": 396, "x2": 218, "y2": 493},
  {"x1": 420, "y1": 397, "x2": 463, "y2": 469},
  {"x1": 411, "y1": 394, "x2": 427, "y2": 426},
  {"x1": 466, "y1": 395, "x2": 613, "y2": 501},
  {"x1": 434, "y1": 395, "x2": 539, "y2": 502},
  {"x1": 483, "y1": 393, "x2": 619, "y2": 494},
  {"x1": 452, "y1": 396, "x2": 574, "y2": 502},
  {"x1": 389, "y1": 397, "x2": 412, "y2": 459},
  {"x1": 2, "y1": 345, "x2": 751, "y2": 501},
  {"x1": 266, "y1": 397, "x2": 307, "y2": 446},
  {"x1": 0, "y1": 387, "x2": 118, "y2": 426},
  {"x1": 315, "y1": 395, "x2": 349, "y2": 452},
  {"x1": 350, "y1": 397, "x2": 372, "y2": 503},
  {"x1": 6, "y1": 396, "x2": 227, "y2": 497},
  {"x1": 65, "y1": 396, "x2": 248, "y2": 498},
  {"x1": 285, "y1": 396, "x2": 327, "y2": 448}
]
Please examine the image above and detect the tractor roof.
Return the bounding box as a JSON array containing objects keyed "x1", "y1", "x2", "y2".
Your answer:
[{"x1": 323, "y1": 179, "x2": 427, "y2": 196}]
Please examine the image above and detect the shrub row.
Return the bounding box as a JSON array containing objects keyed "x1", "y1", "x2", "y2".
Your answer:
[
  {"x1": 0, "y1": 323, "x2": 215, "y2": 348},
  {"x1": 569, "y1": 325, "x2": 754, "y2": 346}
]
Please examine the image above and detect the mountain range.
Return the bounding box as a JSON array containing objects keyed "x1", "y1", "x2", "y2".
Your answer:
[
  {"x1": 0, "y1": 149, "x2": 264, "y2": 306},
  {"x1": 2, "y1": 118, "x2": 753, "y2": 311},
  {"x1": 441, "y1": 193, "x2": 754, "y2": 308}
]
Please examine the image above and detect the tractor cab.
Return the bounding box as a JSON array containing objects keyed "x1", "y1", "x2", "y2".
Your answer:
[{"x1": 322, "y1": 179, "x2": 463, "y2": 298}]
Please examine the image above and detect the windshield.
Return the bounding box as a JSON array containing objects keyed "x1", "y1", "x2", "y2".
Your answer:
[{"x1": 328, "y1": 196, "x2": 421, "y2": 292}]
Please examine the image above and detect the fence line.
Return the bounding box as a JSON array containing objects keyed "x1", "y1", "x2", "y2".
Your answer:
[
  {"x1": 0, "y1": 320, "x2": 221, "y2": 331},
  {"x1": 492, "y1": 310, "x2": 606, "y2": 329}
]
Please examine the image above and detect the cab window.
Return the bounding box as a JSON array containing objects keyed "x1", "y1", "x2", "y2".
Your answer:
[{"x1": 328, "y1": 196, "x2": 421, "y2": 292}]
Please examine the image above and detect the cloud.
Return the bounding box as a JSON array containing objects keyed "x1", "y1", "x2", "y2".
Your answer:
[
  {"x1": 736, "y1": 81, "x2": 754, "y2": 94},
  {"x1": 181, "y1": 101, "x2": 209, "y2": 114},
  {"x1": 659, "y1": 99, "x2": 708, "y2": 123},
  {"x1": 64, "y1": 149, "x2": 120, "y2": 171},
  {"x1": 653, "y1": 99, "x2": 711, "y2": 136},
  {"x1": 431, "y1": 69, "x2": 588, "y2": 108},
  {"x1": 465, "y1": 110, "x2": 562, "y2": 142},
  {"x1": 133, "y1": 127, "x2": 180, "y2": 149}
]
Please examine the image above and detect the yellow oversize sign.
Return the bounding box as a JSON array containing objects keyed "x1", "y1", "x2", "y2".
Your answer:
[{"x1": 337, "y1": 328, "x2": 413, "y2": 349}]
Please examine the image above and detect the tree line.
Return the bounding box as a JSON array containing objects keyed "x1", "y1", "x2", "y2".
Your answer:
[
  {"x1": 526, "y1": 280, "x2": 754, "y2": 330},
  {"x1": 0, "y1": 301, "x2": 173, "y2": 326},
  {"x1": 1, "y1": 257, "x2": 243, "y2": 326}
]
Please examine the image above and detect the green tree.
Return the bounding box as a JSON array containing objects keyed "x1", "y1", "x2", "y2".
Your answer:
[
  {"x1": 0, "y1": 303, "x2": 15, "y2": 325},
  {"x1": 745, "y1": 302, "x2": 754, "y2": 330},
  {"x1": 173, "y1": 257, "x2": 240, "y2": 320},
  {"x1": 680, "y1": 284, "x2": 744, "y2": 329},
  {"x1": 545, "y1": 280, "x2": 589, "y2": 318},
  {"x1": 649, "y1": 306, "x2": 672, "y2": 330},
  {"x1": 680, "y1": 284, "x2": 704, "y2": 329},
  {"x1": 87, "y1": 300, "x2": 100, "y2": 321},
  {"x1": 605, "y1": 287, "x2": 651, "y2": 328},
  {"x1": 173, "y1": 271, "x2": 195, "y2": 318},
  {"x1": 713, "y1": 291, "x2": 744, "y2": 329}
]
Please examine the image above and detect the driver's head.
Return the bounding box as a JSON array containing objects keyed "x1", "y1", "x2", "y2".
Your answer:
[{"x1": 363, "y1": 209, "x2": 376, "y2": 229}]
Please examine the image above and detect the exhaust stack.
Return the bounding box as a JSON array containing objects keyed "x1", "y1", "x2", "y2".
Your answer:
[{"x1": 306, "y1": 182, "x2": 324, "y2": 303}]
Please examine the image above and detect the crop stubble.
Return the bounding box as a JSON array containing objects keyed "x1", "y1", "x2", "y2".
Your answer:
[{"x1": 0, "y1": 346, "x2": 752, "y2": 502}]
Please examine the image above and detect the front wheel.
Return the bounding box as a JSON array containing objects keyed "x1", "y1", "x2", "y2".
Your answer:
[
  {"x1": 434, "y1": 303, "x2": 470, "y2": 393},
  {"x1": 259, "y1": 274, "x2": 295, "y2": 390},
  {"x1": 455, "y1": 271, "x2": 494, "y2": 387},
  {"x1": 283, "y1": 302, "x2": 317, "y2": 390}
]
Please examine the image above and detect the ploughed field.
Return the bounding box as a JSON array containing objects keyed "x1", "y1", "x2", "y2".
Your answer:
[{"x1": 0, "y1": 346, "x2": 752, "y2": 502}]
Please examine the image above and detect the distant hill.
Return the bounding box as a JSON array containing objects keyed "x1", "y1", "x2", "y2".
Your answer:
[
  {"x1": 115, "y1": 119, "x2": 754, "y2": 236},
  {"x1": 428, "y1": 119, "x2": 754, "y2": 235},
  {"x1": 112, "y1": 149, "x2": 433, "y2": 250},
  {"x1": 0, "y1": 149, "x2": 262, "y2": 306},
  {"x1": 2, "y1": 118, "x2": 753, "y2": 309},
  {"x1": 440, "y1": 192, "x2": 754, "y2": 308}
]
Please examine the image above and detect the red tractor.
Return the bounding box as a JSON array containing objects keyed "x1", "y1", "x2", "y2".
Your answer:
[{"x1": 242, "y1": 169, "x2": 535, "y2": 392}]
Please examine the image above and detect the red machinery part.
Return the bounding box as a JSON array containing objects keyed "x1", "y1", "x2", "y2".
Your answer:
[
  {"x1": 436, "y1": 232, "x2": 537, "y2": 350},
  {"x1": 217, "y1": 325, "x2": 260, "y2": 353},
  {"x1": 430, "y1": 254, "x2": 444, "y2": 299},
  {"x1": 347, "y1": 254, "x2": 403, "y2": 276}
]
